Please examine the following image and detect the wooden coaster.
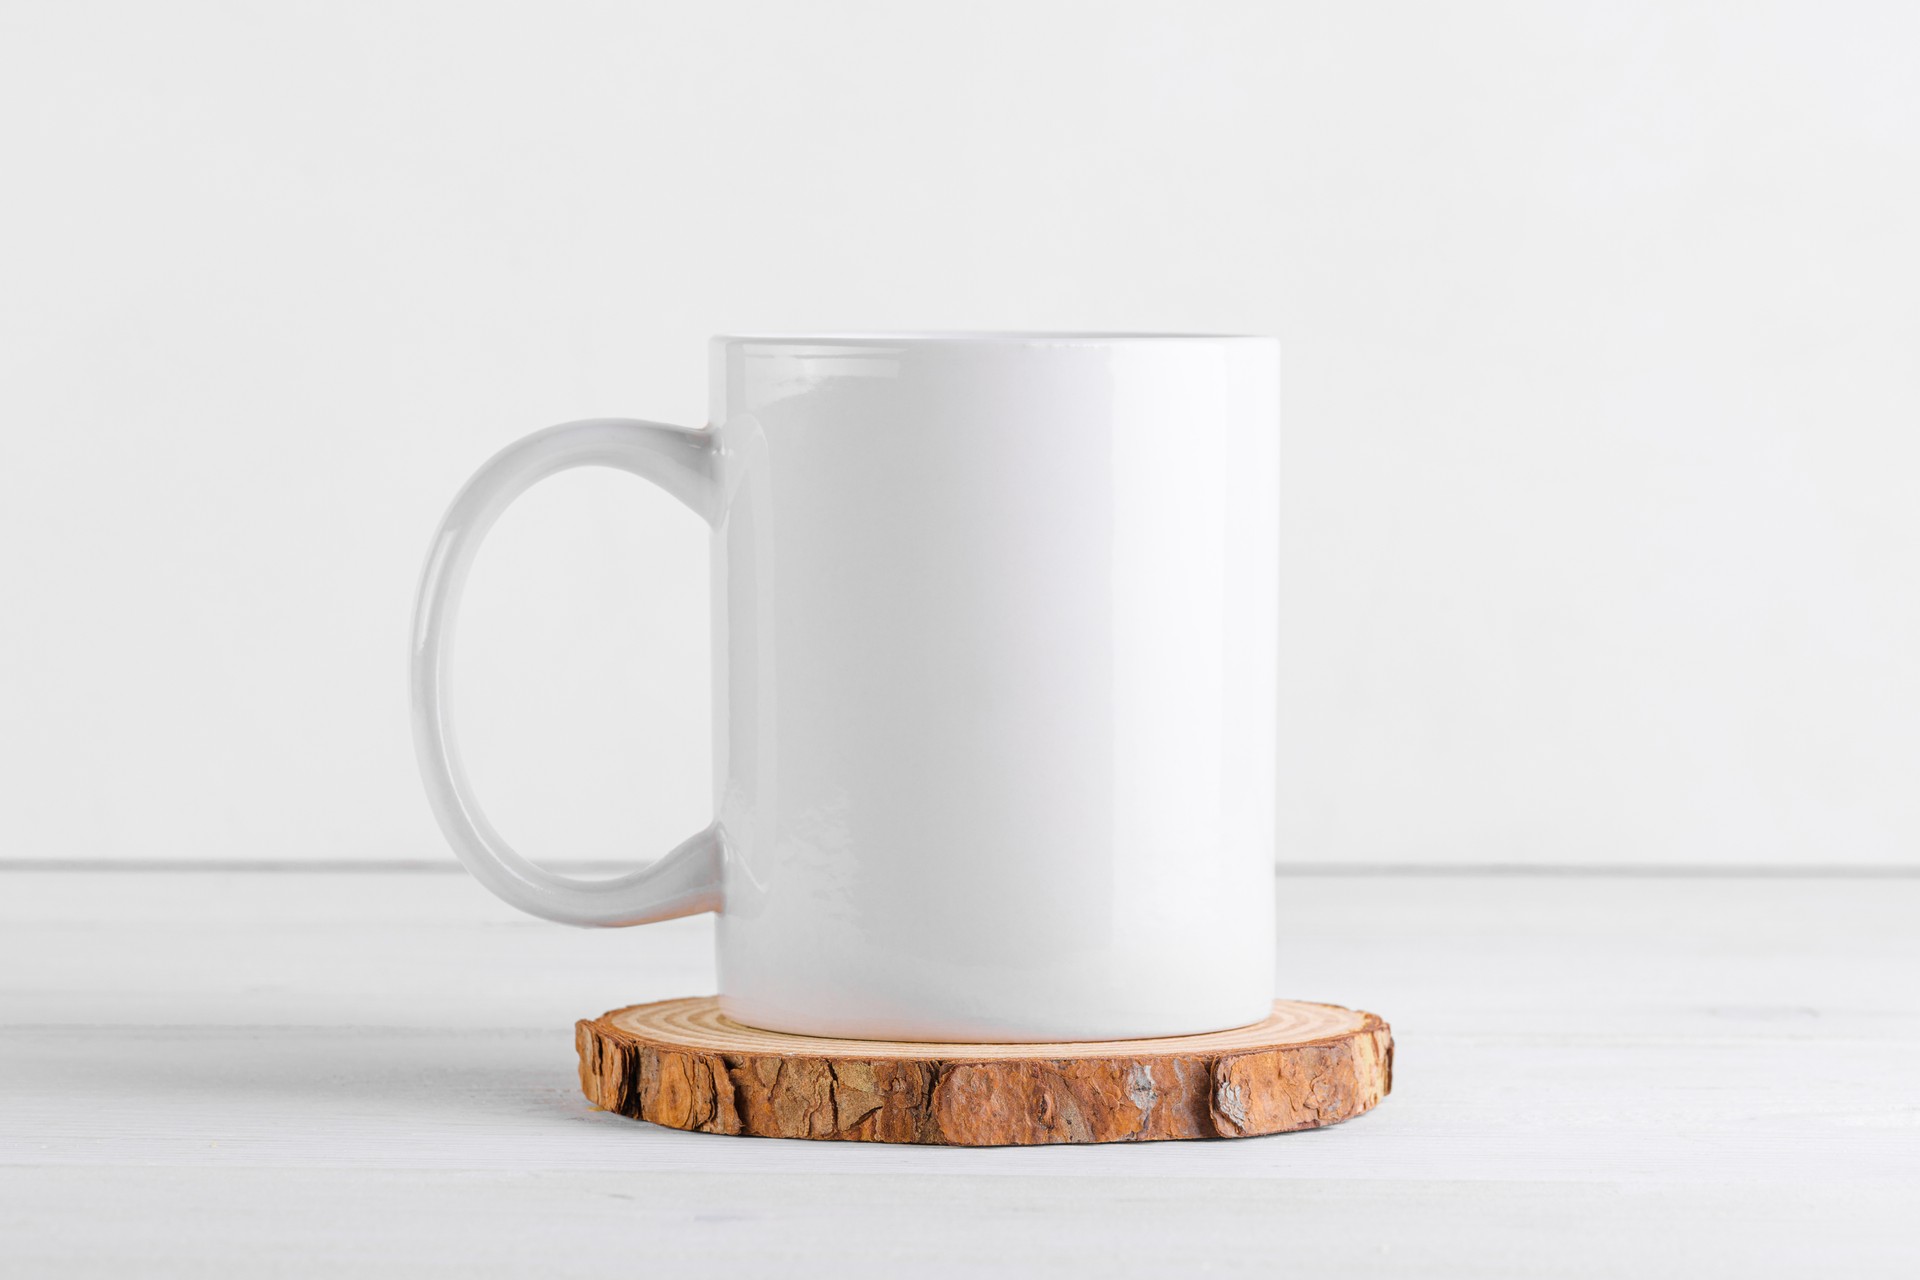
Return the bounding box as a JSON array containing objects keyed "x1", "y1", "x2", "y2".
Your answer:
[{"x1": 577, "y1": 997, "x2": 1392, "y2": 1146}]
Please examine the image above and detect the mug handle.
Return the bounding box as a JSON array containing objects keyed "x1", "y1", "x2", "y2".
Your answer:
[{"x1": 410, "y1": 418, "x2": 724, "y2": 926}]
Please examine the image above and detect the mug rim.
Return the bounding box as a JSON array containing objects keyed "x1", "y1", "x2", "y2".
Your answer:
[{"x1": 712, "y1": 331, "x2": 1273, "y2": 346}]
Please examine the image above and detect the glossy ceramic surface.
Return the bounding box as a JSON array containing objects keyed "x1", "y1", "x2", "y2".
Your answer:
[{"x1": 413, "y1": 334, "x2": 1280, "y2": 1041}]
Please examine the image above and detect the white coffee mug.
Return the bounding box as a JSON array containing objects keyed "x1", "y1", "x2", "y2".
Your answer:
[{"x1": 413, "y1": 333, "x2": 1279, "y2": 1042}]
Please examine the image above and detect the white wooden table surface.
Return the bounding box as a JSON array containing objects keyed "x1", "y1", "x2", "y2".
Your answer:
[{"x1": 2, "y1": 869, "x2": 1914, "y2": 1277}]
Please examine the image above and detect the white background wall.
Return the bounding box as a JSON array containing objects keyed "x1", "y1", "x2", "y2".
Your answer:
[{"x1": 3, "y1": 1, "x2": 1915, "y2": 869}]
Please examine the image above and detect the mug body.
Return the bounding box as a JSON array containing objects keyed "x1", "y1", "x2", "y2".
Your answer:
[{"x1": 707, "y1": 334, "x2": 1279, "y2": 1041}]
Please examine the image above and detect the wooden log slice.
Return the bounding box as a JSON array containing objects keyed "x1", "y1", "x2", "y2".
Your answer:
[{"x1": 577, "y1": 997, "x2": 1392, "y2": 1146}]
